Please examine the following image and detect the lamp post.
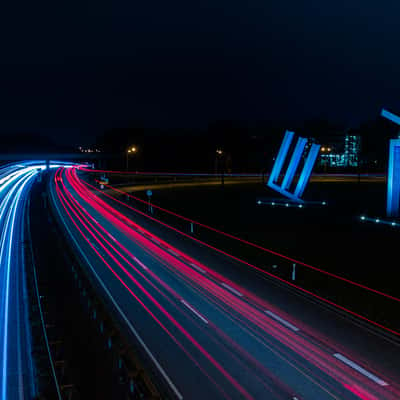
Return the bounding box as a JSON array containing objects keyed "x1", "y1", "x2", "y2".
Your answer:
[
  {"x1": 126, "y1": 146, "x2": 137, "y2": 171},
  {"x1": 320, "y1": 146, "x2": 331, "y2": 172},
  {"x1": 216, "y1": 149, "x2": 224, "y2": 186}
]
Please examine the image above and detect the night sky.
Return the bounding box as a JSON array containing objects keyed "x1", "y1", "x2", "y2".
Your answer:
[{"x1": 1, "y1": 1, "x2": 400, "y2": 145}]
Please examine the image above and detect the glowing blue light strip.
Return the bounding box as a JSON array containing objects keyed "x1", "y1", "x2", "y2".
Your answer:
[
  {"x1": 281, "y1": 137, "x2": 307, "y2": 190},
  {"x1": 381, "y1": 108, "x2": 400, "y2": 126},
  {"x1": 0, "y1": 163, "x2": 57, "y2": 399},
  {"x1": 267, "y1": 182, "x2": 305, "y2": 203},
  {"x1": 0, "y1": 170, "x2": 37, "y2": 400},
  {"x1": 268, "y1": 130, "x2": 294, "y2": 186},
  {"x1": 294, "y1": 143, "x2": 321, "y2": 198},
  {"x1": 386, "y1": 139, "x2": 400, "y2": 217}
]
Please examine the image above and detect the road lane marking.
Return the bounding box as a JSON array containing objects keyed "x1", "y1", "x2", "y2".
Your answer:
[
  {"x1": 152, "y1": 238, "x2": 161, "y2": 245},
  {"x1": 264, "y1": 310, "x2": 300, "y2": 332},
  {"x1": 168, "y1": 249, "x2": 179, "y2": 257},
  {"x1": 181, "y1": 300, "x2": 208, "y2": 324},
  {"x1": 108, "y1": 233, "x2": 117, "y2": 242},
  {"x1": 50, "y1": 189, "x2": 183, "y2": 400},
  {"x1": 333, "y1": 353, "x2": 388, "y2": 386},
  {"x1": 221, "y1": 283, "x2": 243, "y2": 297},
  {"x1": 190, "y1": 263, "x2": 206, "y2": 274},
  {"x1": 133, "y1": 257, "x2": 149, "y2": 270}
]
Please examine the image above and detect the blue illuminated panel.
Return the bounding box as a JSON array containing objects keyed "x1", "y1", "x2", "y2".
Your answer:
[
  {"x1": 387, "y1": 139, "x2": 400, "y2": 217},
  {"x1": 381, "y1": 109, "x2": 400, "y2": 126},
  {"x1": 267, "y1": 131, "x2": 319, "y2": 202},
  {"x1": 268, "y1": 130, "x2": 294, "y2": 187},
  {"x1": 294, "y1": 143, "x2": 321, "y2": 198},
  {"x1": 281, "y1": 137, "x2": 307, "y2": 190}
]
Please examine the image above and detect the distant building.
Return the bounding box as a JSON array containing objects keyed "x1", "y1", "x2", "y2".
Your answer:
[{"x1": 318, "y1": 134, "x2": 361, "y2": 168}]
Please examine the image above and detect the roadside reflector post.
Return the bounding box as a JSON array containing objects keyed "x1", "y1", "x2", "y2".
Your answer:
[
  {"x1": 146, "y1": 190, "x2": 153, "y2": 213},
  {"x1": 190, "y1": 222, "x2": 194, "y2": 233},
  {"x1": 292, "y1": 263, "x2": 296, "y2": 281}
]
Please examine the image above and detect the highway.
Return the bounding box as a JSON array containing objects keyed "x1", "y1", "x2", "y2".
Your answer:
[
  {"x1": 0, "y1": 163, "x2": 43, "y2": 400},
  {"x1": 50, "y1": 166, "x2": 400, "y2": 400}
]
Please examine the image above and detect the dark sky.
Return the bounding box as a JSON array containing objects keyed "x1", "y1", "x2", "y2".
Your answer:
[{"x1": 1, "y1": 1, "x2": 400, "y2": 145}]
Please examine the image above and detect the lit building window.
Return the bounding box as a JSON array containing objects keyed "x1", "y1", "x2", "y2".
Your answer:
[{"x1": 318, "y1": 134, "x2": 360, "y2": 168}]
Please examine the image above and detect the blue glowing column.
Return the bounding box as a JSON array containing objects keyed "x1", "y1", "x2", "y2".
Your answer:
[
  {"x1": 268, "y1": 130, "x2": 294, "y2": 187},
  {"x1": 294, "y1": 143, "x2": 320, "y2": 198},
  {"x1": 387, "y1": 139, "x2": 400, "y2": 217},
  {"x1": 281, "y1": 137, "x2": 307, "y2": 191},
  {"x1": 381, "y1": 108, "x2": 400, "y2": 125}
]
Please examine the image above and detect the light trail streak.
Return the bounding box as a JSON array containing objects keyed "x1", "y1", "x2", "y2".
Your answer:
[
  {"x1": 0, "y1": 161, "x2": 74, "y2": 400},
  {"x1": 98, "y1": 179, "x2": 400, "y2": 304},
  {"x1": 50, "y1": 166, "x2": 400, "y2": 400},
  {"x1": 0, "y1": 166, "x2": 38, "y2": 400},
  {"x1": 81, "y1": 175, "x2": 400, "y2": 338},
  {"x1": 57, "y1": 169, "x2": 260, "y2": 399},
  {"x1": 69, "y1": 166, "x2": 400, "y2": 394},
  {"x1": 56, "y1": 168, "x2": 300, "y2": 400},
  {"x1": 54, "y1": 171, "x2": 238, "y2": 399}
]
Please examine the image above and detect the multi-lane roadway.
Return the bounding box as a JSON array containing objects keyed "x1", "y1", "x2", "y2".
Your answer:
[
  {"x1": 0, "y1": 163, "x2": 44, "y2": 400},
  {"x1": 49, "y1": 166, "x2": 400, "y2": 400}
]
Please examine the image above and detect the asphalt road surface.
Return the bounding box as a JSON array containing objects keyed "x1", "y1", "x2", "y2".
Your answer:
[{"x1": 49, "y1": 166, "x2": 399, "y2": 400}]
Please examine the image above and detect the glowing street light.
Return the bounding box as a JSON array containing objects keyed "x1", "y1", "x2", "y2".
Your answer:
[{"x1": 126, "y1": 145, "x2": 138, "y2": 170}]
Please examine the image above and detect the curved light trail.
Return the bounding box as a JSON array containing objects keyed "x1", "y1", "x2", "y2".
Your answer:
[
  {"x1": 49, "y1": 166, "x2": 400, "y2": 400},
  {"x1": 0, "y1": 163, "x2": 42, "y2": 400},
  {"x1": 0, "y1": 161, "x2": 76, "y2": 400}
]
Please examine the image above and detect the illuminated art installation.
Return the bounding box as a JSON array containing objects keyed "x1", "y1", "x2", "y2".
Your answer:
[
  {"x1": 267, "y1": 130, "x2": 320, "y2": 203},
  {"x1": 381, "y1": 108, "x2": 400, "y2": 217}
]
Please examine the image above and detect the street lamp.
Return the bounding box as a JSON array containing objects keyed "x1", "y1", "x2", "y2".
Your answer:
[
  {"x1": 126, "y1": 146, "x2": 137, "y2": 171},
  {"x1": 215, "y1": 149, "x2": 225, "y2": 186}
]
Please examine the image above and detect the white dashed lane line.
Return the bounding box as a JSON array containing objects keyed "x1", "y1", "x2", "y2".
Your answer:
[
  {"x1": 190, "y1": 263, "x2": 206, "y2": 274},
  {"x1": 168, "y1": 249, "x2": 180, "y2": 257},
  {"x1": 181, "y1": 300, "x2": 209, "y2": 324},
  {"x1": 133, "y1": 257, "x2": 149, "y2": 271},
  {"x1": 333, "y1": 353, "x2": 388, "y2": 386},
  {"x1": 221, "y1": 283, "x2": 243, "y2": 297},
  {"x1": 264, "y1": 310, "x2": 300, "y2": 332}
]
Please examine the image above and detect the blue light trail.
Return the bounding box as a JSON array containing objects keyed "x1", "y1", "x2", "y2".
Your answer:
[{"x1": 0, "y1": 161, "x2": 75, "y2": 400}]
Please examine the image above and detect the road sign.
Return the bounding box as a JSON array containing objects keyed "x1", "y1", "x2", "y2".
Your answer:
[{"x1": 146, "y1": 189, "x2": 153, "y2": 197}]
